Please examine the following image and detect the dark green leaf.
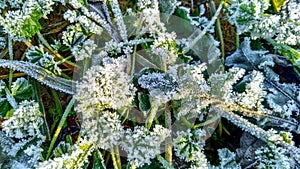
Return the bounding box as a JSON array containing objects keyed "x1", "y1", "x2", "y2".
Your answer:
[
  {"x1": 11, "y1": 78, "x2": 33, "y2": 102},
  {"x1": 0, "y1": 98, "x2": 10, "y2": 117},
  {"x1": 138, "y1": 92, "x2": 151, "y2": 112},
  {"x1": 92, "y1": 150, "x2": 106, "y2": 169}
]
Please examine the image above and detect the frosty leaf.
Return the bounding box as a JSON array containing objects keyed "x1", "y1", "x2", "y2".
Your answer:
[
  {"x1": 26, "y1": 46, "x2": 44, "y2": 63},
  {"x1": 225, "y1": 38, "x2": 300, "y2": 132},
  {"x1": 159, "y1": 0, "x2": 181, "y2": 23},
  {"x1": 11, "y1": 78, "x2": 33, "y2": 102},
  {"x1": 0, "y1": 59, "x2": 74, "y2": 94},
  {"x1": 215, "y1": 148, "x2": 241, "y2": 169},
  {"x1": 225, "y1": 38, "x2": 273, "y2": 70},
  {"x1": 269, "y1": 39, "x2": 300, "y2": 68},
  {"x1": 0, "y1": 131, "x2": 33, "y2": 168}
]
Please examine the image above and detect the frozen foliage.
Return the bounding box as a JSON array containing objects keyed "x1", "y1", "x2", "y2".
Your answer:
[
  {"x1": 226, "y1": 0, "x2": 300, "y2": 45},
  {"x1": 109, "y1": 0, "x2": 128, "y2": 41},
  {"x1": 226, "y1": 38, "x2": 300, "y2": 133},
  {"x1": 63, "y1": 9, "x2": 103, "y2": 35},
  {"x1": 174, "y1": 128, "x2": 206, "y2": 162},
  {"x1": 209, "y1": 148, "x2": 241, "y2": 169},
  {"x1": 75, "y1": 57, "x2": 136, "y2": 111},
  {"x1": 0, "y1": 59, "x2": 74, "y2": 94},
  {"x1": 120, "y1": 125, "x2": 170, "y2": 167},
  {"x1": 26, "y1": 45, "x2": 62, "y2": 75},
  {"x1": 1, "y1": 0, "x2": 300, "y2": 168},
  {"x1": 1, "y1": 100, "x2": 45, "y2": 167},
  {"x1": 2, "y1": 100, "x2": 44, "y2": 139},
  {"x1": 71, "y1": 39, "x2": 97, "y2": 61},
  {"x1": 255, "y1": 143, "x2": 292, "y2": 169},
  {"x1": 37, "y1": 138, "x2": 95, "y2": 169},
  {"x1": 62, "y1": 23, "x2": 87, "y2": 48},
  {"x1": 0, "y1": 0, "x2": 55, "y2": 41},
  {"x1": 138, "y1": 72, "x2": 179, "y2": 104},
  {"x1": 81, "y1": 110, "x2": 122, "y2": 150},
  {"x1": 151, "y1": 32, "x2": 179, "y2": 65}
]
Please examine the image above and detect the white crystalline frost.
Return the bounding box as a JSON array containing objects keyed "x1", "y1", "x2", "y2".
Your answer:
[{"x1": 75, "y1": 57, "x2": 136, "y2": 112}]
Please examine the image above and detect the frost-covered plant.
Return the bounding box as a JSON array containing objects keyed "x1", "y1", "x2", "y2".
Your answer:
[
  {"x1": 174, "y1": 128, "x2": 207, "y2": 165},
  {"x1": 0, "y1": 0, "x2": 56, "y2": 41},
  {"x1": 1, "y1": 0, "x2": 300, "y2": 168},
  {"x1": 120, "y1": 125, "x2": 170, "y2": 167},
  {"x1": 1, "y1": 100, "x2": 45, "y2": 167},
  {"x1": 37, "y1": 138, "x2": 95, "y2": 169},
  {"x1": 80, "y1": 110, "x2": 123, "y2": 150},
  {"x1": 26, "y1": 45, "x2": 62, "y2": 75},
  {"x1": 75, "y1": 57, "x2": 136, "y2": 112},
  {"x1": 225, "y1": 0, "x2": 300, "y2": 46}
]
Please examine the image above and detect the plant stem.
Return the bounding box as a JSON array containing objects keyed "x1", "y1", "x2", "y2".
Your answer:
[
  {"x1": 115, "y1": 146, "x2": 122, "y2": 169},
  {"x1": 0, "y1": 72, "x2": 26, "y2": 79},
  {"x1": 50, "y1": 88, "x2": 63, "y2": 116},
  {"x1": 236, "y1": 27, "x2": 239, "y2": 49},
  {"x1": 36, "y1": 31, "x2": 76, "y2": 69},
  {"x1": 8, "y1": 36, "x2": 13, "y2": 89},
  {"x1": 31, "y1": 78, "x2": 51, "y2": 141},
  {"x1": 187, "y1": 2, "x2": 223, "y2": 51},
  {"x1": 46, "y1": 97, "x2": 75, "y2": 160},
  {"x1": 208, "y1": 0, "x2": 225, "y2": 72},
  {"x1": 110, "y1": 148, "x2": 119, "y2": 169},
  {"x1": 146, "y1": 104, "x2": 158, "y2": 129},
  {"x1": 165, "y1": 102, "x2": 172, "y2": 165}
]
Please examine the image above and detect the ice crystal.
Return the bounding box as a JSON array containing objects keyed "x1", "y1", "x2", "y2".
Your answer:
[
  {"x1": 75, "y1": 57, "x2": 136, "y2": 111},
  {"x1": 120, "y1": 125, "x2": 170, "y2": 167},
  {"x1": 151, "y1": 32, "x2": 179, "y2": 65},
  {"x1": 255, "y1": 143, "x2": 291, "y2": 169},
  {"x1": 71, "y1": 39, "x2": 96, "y2": 61},
  {"x1": 37, "y1": 138, "x2": 94, "y2": 169},
  {"x1": 81, "y1": 110, "x2": 122, "y2": 150},
  {"x1": 2, "y1": 100, "x2": 44, "y2": 139},
  {"x1": 26, "y1": 45, "x2": 62, "y2": 75},
  {"x1": 138, "y1": 72, "x2": 179, "y2": 105}
]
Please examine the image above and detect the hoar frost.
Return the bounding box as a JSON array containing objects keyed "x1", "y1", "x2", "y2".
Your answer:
[{"x1": 75, "y1": 57, "x2": 136, "y2": 112}]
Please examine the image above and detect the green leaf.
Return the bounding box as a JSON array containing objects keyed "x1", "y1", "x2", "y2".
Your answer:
[
  {"x1": 11, "y1": 78, "x2": 33, "y2": 102},
  {"x1": 0, "y1": 98, "x2": 10, "y2": 117},
  {"x1": 22, "y1": 10, "x2": 43, "y2": 39},
  {"x1": 138, "y1": 92, "x2": 151, "y2": 112},
  {"x1": 92, "y1": 150, "x2": 106, "y2": 169},
  {"x1": 53, "y1": 142, "x2": 72, "y2": 158},
  {"x1": 271, "y1": 0, "x2": 289, "y2": 13}
]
